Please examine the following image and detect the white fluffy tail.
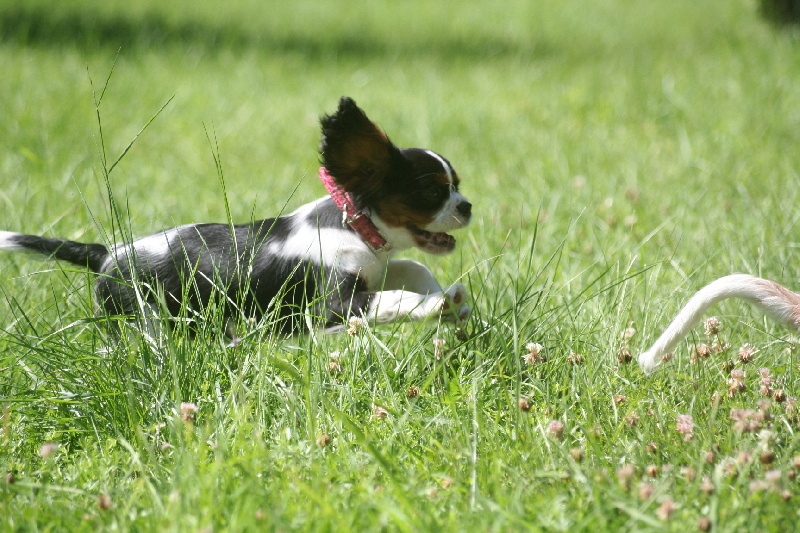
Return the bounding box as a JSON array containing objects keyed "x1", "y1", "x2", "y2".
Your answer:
[{"x1": 638, "y1": 274, "x2": 800, "y2": 374}]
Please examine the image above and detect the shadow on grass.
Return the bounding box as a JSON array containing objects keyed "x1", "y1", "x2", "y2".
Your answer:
[{"x1": 0, "y1": 4, "x2": 553, "y2": 60}]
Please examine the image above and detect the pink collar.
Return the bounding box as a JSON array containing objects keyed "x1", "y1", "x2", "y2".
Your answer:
[{"x1": 318, "y1": 167, "x2": 391, "y2": 253}]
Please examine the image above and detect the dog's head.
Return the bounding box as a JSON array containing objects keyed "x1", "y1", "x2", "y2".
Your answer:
[{"x1": 320, "y1": 97, "x2": 471, "y2": 255}]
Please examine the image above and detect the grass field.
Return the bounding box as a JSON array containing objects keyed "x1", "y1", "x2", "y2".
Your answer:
[{"x1": 2, "y1": 0, "x2": 800, "y2": 530}]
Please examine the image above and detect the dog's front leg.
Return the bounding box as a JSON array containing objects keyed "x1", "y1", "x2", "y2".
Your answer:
[
  {"x1": 364, "y1": 287, "x2": 469, "y2": 324},
  {"x1": 365, "y1": 260, "x2": 470, "y2": 324},
  {"x1": 379, "y1": 259, "x2": 442, "y2": 292}
]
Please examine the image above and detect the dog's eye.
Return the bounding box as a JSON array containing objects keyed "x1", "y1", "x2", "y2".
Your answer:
[{"x1": 422, "y1": 185, "x2": 444, "y2": 203}]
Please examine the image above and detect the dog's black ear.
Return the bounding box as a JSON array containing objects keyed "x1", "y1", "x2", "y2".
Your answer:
[{"x1": 320, "y1": 97, "x2": 396, "y2": 202}]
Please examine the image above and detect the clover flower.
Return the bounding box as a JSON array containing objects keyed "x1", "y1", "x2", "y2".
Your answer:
[
  {"x1": 785, "y1": 397, "x2": 799, "y2": 421},
  {"x1": 759, "y1": 368, "x2": 773, "y2": 396},
  {"x1": 765, "y1": 469, "x2": 782, "y2": 486},
  {"x1": 656, "y1": 498, "x2": 676, "y2": 521},
  {"x1": 347, "y1": 316, "x2": 365, "y2": 336},
  {"x1": 567, "y1": 352, "x2": 584, "y2": 366},
  {"x1": 638, "y1": 482, "x2": 655, "y2": 501},
  {"x1": 547, "y1": 420, "x2": 565, "y2": 440},
  {"x1": 693, "y1": 343, "x2": 712, "y2": 363},
  {"x1": 518, "y1": 397, "x2": 532, "y2": 412},
  {"x1": 727, "y1": 368, "x2": 747, "y2": 397},
  {"x1": 180, "y1": 402, "x2": 198, "y2": 422},
  {"x1": 328, "y1": 351, "x2": 343, "y2": 375},
  {"x1": 737, "y1": 451, "x2": 752, "y2": 466},
  {"x1": 760, "y1": 450, "x2": 776, "y2": 466},
  {"x1": 97, "y1": 494, "x2": 112, "y2": 511},
  {"x1": 39, "y1": 443, "x2": 59, "y2": 459},
  {"x1": 523, "y1": 342, "x2": 545, "y2": 365},
  {"x1": 569, "y1": 448, "x2": 585, "y2": 462},
  {"x1": 676, "y1": 414, "x2": 694, "y2": 441},
  {"x1": 373, "y1": 405, "x2": 389, "y2": 420},
  {"x1": 623, "y1": 327, "x2": 637, "y2": 340},
  {"x1": 704, "y1": 317, "x2": 722, "y2": 336},
  {"x1": 616, "y1": 464, "x2": 636, "y2": 490},
  {"x1": 738, "y1": 343, "x2": 757, "y2": 364},
  {"x1": 700, "y1": 476, "x2": 715, "y2": 495},
  {"x1": 730, "y1": 409, "x2": 762, "y2": 433}
]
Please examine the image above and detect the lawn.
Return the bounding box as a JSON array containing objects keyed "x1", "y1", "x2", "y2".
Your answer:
[{"x1": 2, "y1": 0, "x2": 800, "y2": 530}]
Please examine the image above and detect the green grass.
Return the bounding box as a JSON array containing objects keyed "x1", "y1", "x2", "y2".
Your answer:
[{"x1": 2, "y1": 0, "x2": 800, "y2": 530}]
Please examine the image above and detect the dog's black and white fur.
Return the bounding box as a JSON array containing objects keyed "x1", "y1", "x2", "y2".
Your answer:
[{"x1": 0, "y1": 97, "x2": 472, "y2": 333}]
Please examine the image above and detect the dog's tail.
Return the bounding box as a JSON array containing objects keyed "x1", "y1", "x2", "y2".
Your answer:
[
  {"x1": 638, "y1": 274, "x2": 800, "y2": 374},
  {"x1": 0, "y1": 231, "x2": 109, "y2": 274}
]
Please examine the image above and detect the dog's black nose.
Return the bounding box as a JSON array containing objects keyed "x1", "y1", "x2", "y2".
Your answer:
[{"x1": 457, "y1": 200, "x2": 472, "y2": 218}]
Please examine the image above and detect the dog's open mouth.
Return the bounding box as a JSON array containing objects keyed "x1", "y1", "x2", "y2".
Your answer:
[{"x1": 408, "y1": 225, "x2": 456, "y2": 255}]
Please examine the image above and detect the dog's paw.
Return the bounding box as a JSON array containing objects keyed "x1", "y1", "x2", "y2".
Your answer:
[
  {"x1": 453, "y1": 303, "x2": 471, "y2": 322},
  {"x1": 417, "y1": 284, "x2": 471, "y2": 323},
  {"x1": 443, "y1": 283, "x2": 468, "y2": 307},
  {"x1": 637, "y1": 350, "x2": 660, "y2": 375},
  {"x1": 441, "y1": 283, "x2": 470, "y2": 323}
]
